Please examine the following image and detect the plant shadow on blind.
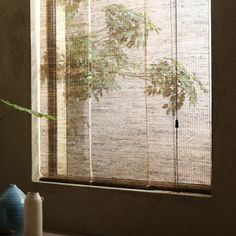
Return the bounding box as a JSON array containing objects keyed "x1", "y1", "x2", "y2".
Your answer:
[{"x1": 38, "y1": 0, "x2": 212, "y2": 195}]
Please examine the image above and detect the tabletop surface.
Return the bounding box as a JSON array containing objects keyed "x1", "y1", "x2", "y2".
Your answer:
[
  {"x1": 0, "y1": 230, "x2": 88, "y2": 236},
  {"x1": 44, "y1": 231, "x2": 88, "y2": 236}
]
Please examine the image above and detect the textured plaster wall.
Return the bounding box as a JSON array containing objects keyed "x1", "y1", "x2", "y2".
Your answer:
[{"x1": 0, "y1": 0, "x2": 236, "y2": 235}]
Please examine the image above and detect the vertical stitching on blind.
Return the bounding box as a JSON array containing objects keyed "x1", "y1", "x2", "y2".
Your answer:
[
  {"x1": 174, "y1": 0, "x2": 179, "y2": 188},
  {"x1": 36, "y1": 0, "x2": 42, "y2": 178},
  {"x1": 66, "y1": 41, "x2": 70, "y2": 177},
  {"x1": 144, "y1": 0, "x2": 150, "y2": 187},
  {"x1": 170, "y1": 0, "x2": 179, "y2": 187},
  {"x1": 170, "y1": 0, "x2": 175, "y2": 186},
  {"x1": 88, "y1": 0, "x2": 94, "y2": 183},
  {"x1": 208, "y1": 0, "x2": 212, "y2": 186},
  {"x1": 66, "y1": 2, "x2": 70, "y2": 176}
]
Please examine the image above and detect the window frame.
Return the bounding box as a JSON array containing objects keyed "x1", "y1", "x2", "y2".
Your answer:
[{"x1": 31, "y1": 0, "x2": 212, "y2": 195}]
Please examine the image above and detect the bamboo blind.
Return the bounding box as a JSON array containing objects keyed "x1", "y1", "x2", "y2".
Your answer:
[{"x1": 39, "y1": 0, "x2": 212, "y2": 193}]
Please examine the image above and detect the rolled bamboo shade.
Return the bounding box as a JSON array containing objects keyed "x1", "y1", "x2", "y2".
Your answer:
[{"x1": 39, "y1": 0, "x2": 212, "y2": 193}]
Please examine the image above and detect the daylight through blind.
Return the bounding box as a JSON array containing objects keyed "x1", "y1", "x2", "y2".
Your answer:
[{"x1": 39, "y1": 0, "x2": 212, "y2": 192}]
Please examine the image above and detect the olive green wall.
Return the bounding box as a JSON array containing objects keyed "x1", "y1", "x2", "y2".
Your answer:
[{"x1": 0, "y1": 0, "x2": 236, "y2": 235}]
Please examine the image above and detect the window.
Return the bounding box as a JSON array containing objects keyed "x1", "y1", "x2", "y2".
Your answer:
[{"x1": 35, "y1": 0, "x2": 211, "y2": 193}]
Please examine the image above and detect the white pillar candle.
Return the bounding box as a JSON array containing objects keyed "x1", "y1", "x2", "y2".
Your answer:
[{"x1": 24, "y1": 192, "x2": 43, "y2": 236}]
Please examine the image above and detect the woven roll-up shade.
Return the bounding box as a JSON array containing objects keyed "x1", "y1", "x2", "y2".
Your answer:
[{"x1": 39, "y1": 0, "x2": 212, "y2": 193}]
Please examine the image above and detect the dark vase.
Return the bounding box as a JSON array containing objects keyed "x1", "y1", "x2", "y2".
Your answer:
[{"x1": 0, "y1": 185, "x2": 25, "y2": 236}]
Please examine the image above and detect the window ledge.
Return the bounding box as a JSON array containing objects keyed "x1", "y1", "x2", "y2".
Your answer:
[{"x1": 34, "y1": 179, "x2": 211, "y2": 199}]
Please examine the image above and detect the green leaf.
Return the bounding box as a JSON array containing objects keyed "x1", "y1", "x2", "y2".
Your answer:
[
  {"x1": 0, "y1": 99, "x2": 56, "y2": 120},
  {"x1": 162, "y1": 104, "x2": 168, "y2": 109},
  {"x1": 145, "y1": 58, "x2": 208, "y2": 116}
]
